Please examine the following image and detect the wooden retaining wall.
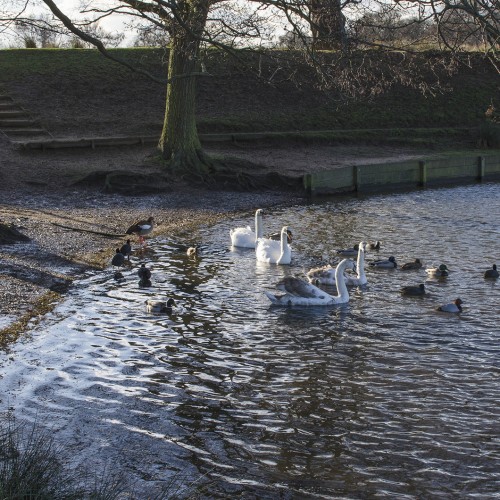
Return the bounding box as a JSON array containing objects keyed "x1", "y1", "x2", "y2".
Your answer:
[{"x1": 303, "y1": 154, "x2": 500, "y2": 196}]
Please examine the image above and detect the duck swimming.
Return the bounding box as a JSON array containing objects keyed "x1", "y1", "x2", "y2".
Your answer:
[
  {"x1": 187, "y1": 246, "x2": 198, "y2": 258},
  {"x1": 426, "y1": 264, "x2": 449, "y2": 277},
  {"x1": 401, "y1": 283, "x2": 426, "y2": 296},
  {"x1": 369, "y1": 256, "x2": 397, "y2": 268},
  {"x1": 401, "y1": 258, "x2": 423, "y2": 270},
  {"x1": 256, "y1": 225, "x2": 292, "y2": 265},
  {"x1": 336, "y1": 244, "x2": 359, "y2": 257},
  {"x1": 230, "y1": 209, "x2": 264, "y2": 249},
  {"x1": 437, "y1": 298, "x2": 463, "y2": 313},
  {"x1": 366, "y1": 241, "x2": 381, "y2": 250},
  {"x1": 138, "y1": 263, "x2": 151, "y2": 280},
  {"x1": 145, "y1": 298, "x2": 176, "y2": 314},
  {"x1": 265, "y1": 259, "x2": 355, "y2": 306},
  {"x1": 484, "y1": 264, "x2": 499, "y2": 279}
]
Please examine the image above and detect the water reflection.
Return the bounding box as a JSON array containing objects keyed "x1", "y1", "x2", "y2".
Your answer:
[{"x1": 1, "y1": 183, "x2": 499, "y2": 497}]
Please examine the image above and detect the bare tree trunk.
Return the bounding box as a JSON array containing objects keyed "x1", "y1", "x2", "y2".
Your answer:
[
  {"x1": 158, "y1": 1, "x2": 211, "y2": 177},
  {"x1": 310, "y1": 0, "x2": 346, "y2": 51}
]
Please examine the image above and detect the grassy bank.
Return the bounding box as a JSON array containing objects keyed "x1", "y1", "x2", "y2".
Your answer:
[{"x1": 0, "y1": 48, "x2": 497, "y2": 142}]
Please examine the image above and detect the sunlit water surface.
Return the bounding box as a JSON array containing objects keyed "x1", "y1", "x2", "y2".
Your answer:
[{"x1": 1, "y1": 184, "x2": 499, "y2": 498}]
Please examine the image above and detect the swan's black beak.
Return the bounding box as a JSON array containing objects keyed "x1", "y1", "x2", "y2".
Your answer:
[{"x1": 286, "y1": 230, "x2": 293, "y2": 244}]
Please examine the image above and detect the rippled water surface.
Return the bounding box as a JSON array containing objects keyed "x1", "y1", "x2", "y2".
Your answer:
[{"x1": 1, "y1": 183, "x2": 499, "y2": 498}]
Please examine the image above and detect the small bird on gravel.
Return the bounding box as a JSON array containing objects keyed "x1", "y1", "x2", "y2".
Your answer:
[
  {"x1": 111, "y1": 248, "x2": 125, "y2": 268},
  {"x1": 120, "y1": 239, "x2": 132, "y2": 260},
  {"x1": 126, "y1": 216, "x2": 154, "y2": 245}
]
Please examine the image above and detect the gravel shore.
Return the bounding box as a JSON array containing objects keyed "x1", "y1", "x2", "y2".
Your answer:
[{"x1": 0, "y1": 139, "x2": 303, "y2": 335}]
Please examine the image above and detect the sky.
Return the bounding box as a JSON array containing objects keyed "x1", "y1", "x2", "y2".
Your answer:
[{"x1": 1, "y1": 0, "x2": 135, "y2": 47}]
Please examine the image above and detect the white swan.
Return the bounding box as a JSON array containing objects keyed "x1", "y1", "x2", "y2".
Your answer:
[
  {"x1": 256, "y1": 225, "x2": 292, "y2": 265},
  {"x1": 265, "y1": 259, "x2": 355, "y2": 306},
  {"x1": 345, "y1": 242, "x2": 368, "y2": 286},
  {"x1": 230, "y1": 209, "x2": 264, "y2": 248}
]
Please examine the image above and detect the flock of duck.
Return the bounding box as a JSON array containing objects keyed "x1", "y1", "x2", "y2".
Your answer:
[
  {"x1": 229, "y1": 209, "x2": 498, "y2": 312},
  {"x1": 110, "y1": 211, "x2": 498, "y2": 315}
]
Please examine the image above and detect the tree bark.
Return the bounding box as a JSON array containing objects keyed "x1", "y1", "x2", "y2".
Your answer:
[
  {"x1": 310, "y1": 0, "x2": 346, "y2": 51},
  {"x1": 158, "y1": 0, "x2": 212, "y2": 177}
]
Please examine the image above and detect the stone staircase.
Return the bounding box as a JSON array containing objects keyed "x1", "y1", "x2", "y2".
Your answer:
[{"x1": 0, "y1": 92, "x2": 52, "y2": 142}]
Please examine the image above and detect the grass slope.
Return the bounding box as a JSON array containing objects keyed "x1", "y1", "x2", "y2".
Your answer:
[{"x1": 0, "y1": 48, "x2": 497, "y2": 142}]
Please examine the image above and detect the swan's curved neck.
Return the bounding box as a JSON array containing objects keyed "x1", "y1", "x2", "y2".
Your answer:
[
  {"x1": 255, "y1": 211, "x2": 263, "y2": 240},
  {"x1": 357, "y1": 246, "x2": 365, "y2": 279},
  {"x1": 281, "y1": 230, "x2": 287, "y2": 251},
  {"x1": 335, "y1": 261, "x2": 350, "y2": 300}
]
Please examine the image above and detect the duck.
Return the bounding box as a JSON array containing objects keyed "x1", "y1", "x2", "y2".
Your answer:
[
  {"x1": 366, "y1": 241, "x2": 381, "y2": 250},
  {"x1": 401, "y1": 258, "x2": 423, "y2": 270},
  {"x1": 401, "y1": 283, "x2": 426, "y2": 296},
  {"x1": 230, "y1": 209, "x2": 264, "y2": 249},
  {"x1": 145, "y1": 298, "x2": 176, "y2": 314},
  {"x1": 138, "y1": 263, "x2": 152, "y2": 281},
  {"x1": 120, "y1": 239, "x2": 132, "y2": 261},
  {"x1": 187, "y1": 246, "x2": 198, "y2": 258},
  {"x1": 139, "y1": 277, "x2": 152, "y2": 288},
  {"x1": 437, "y1": 298, "x2": 463, "y2": 313},
  {"x1": 426, "y1": 264, "x2": 449, "y2": 277},
  {"x1": 369, "y1": 256, "x2": 397, "y2": 268},
  {"x1": 111, "y1": 248, "x2": 125, "y2": 268},
  {"x1": 113, "y1": 271, "x2": 125, "y2": 282},
  {"x1": 126, "y1": 216, "x2": 154, "y2": 245},
  {"x1": 256, "y1": 225, "x2": 292, "y2": 265},
  {"x1": 265, "y1": 259, "x2": 356, "y2": 306},
  {"x1": 484, "y1": 264, "x2": 499, "y2": 279},
  {"x1": 336, "y1": 244, "x2": 359, "y2": 257}
]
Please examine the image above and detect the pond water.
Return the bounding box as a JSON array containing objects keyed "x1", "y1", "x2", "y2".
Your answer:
[{"x1": 1, "y1": 183, "x2": 499, "y2": 498}]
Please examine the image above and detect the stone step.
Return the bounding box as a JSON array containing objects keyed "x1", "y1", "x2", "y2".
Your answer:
[
  {"x1": 0, "y1": 110, "x2": 28, "y2": 119},
  {"x1": 0, "y1": 102, "x2": 19, "y2": 109},
  {"x1": 0, "y1": 95, "x2": 14, "y2": 102},
  {"x1": 0, "y1": 118, "x2": 38, "y2": 127},
  {"x1": 2, "y1": 128, "x2": 49, "y2": 136}
]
